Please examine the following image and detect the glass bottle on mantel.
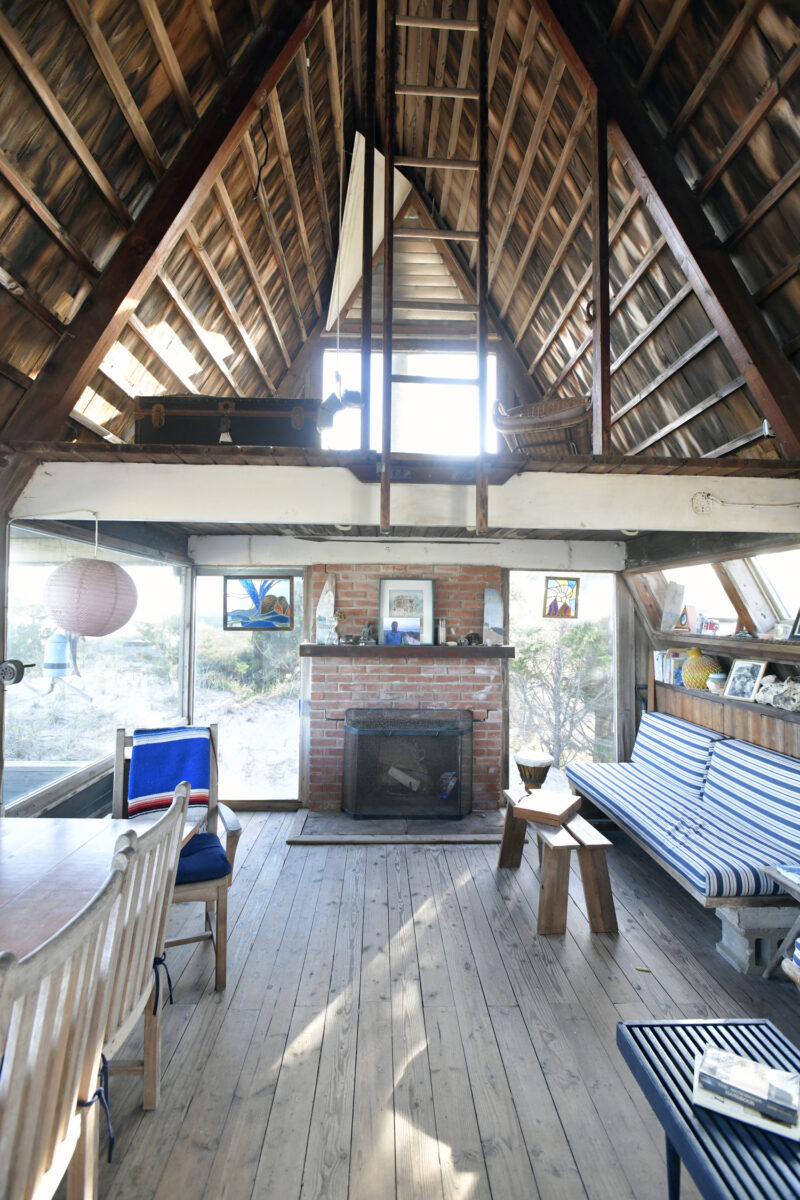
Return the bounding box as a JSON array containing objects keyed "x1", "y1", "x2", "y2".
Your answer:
[{"x1": 682, "y1": 646, "x2": 722, "y2": 690}]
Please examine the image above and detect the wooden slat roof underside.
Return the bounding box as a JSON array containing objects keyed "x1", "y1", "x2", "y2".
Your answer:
[{"x1": 0, "y1": 0, "x2": 797, "y2": 511}]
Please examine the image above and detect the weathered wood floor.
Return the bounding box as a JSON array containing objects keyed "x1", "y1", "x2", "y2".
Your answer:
[{"x1": 95, "y1": 811, "x2": 800, "y2": 1200}]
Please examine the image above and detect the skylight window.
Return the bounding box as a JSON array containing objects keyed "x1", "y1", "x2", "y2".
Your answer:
[
  {"x1": 321, "y1": 349, "x2": 497, "y2": 456},
  {"x1": 750, "y1": 549, "x2": 800, "y2": 620}
]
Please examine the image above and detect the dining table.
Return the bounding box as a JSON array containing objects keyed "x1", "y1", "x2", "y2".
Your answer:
[{"x1": 0, "y1": 807, "x2": 203, "y2": 958}]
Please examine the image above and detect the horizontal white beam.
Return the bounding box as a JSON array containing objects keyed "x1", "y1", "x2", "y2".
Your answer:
[
  {"x1": 189, "y1": 535, "x2": 625, "y2": 571},
  {"x1": 12, "y1": 462, "x2": 800, "y2": 535}
]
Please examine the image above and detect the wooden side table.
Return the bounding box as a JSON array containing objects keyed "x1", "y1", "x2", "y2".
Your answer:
[
  {"x1": 762, "y1": 864, "x2": 800, "y2": 979},
  {"x1": 498, "y1": 786, "x2": 618, "y2": 935}
]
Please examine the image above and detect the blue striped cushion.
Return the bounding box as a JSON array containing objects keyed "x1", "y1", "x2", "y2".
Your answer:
[
  {"x1": 629, "y1": 711, "x2": 725, "y2": 799},
  {"x1": 794, "y1": 938, "x2": 800, "y2": 970},
  {"x1": 567, "y1": 755, "x2": 786, "y2": 899}
]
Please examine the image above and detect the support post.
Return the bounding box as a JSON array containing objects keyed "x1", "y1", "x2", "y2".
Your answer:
[
  {"x1": 380, "y1": 0, "x2": 396, "y2": 536},
  {"x1": 592, "y1": 89, "x2": 611, "y2": 455},
  {"x1": 361, "y1": 0, "x2": 377, "y2": 452},
  {"x1": 476, "y1": 0, "x2": 489, "y2": 534}
]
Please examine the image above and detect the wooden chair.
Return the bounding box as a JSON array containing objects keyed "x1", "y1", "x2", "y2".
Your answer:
[
  {"x1": 0, "y1": 858, "x2": 126, "y2": 1200},
  {"x1": 113, "y1": 725, "x2": 242, "y2": 990},
  {"x1": 103, "y1": 783, "x2": 190, "y2": 1115}
]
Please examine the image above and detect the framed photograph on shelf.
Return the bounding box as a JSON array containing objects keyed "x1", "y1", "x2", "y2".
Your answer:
[
  {"x1": 722, "y1": 659, "x2": 768, "y2": 702},
  {"x1": 223, "y1": 576, "x2": 294, "y2": 631},
  {"x1": 379, "y1": 578, "x2": 434, "y2": 645},
  {"x1": 543, "y1": 576, "x2": 579, "y2": 619}
]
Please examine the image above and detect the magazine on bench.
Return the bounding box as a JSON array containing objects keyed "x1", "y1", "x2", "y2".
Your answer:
[{"x1": 693, "y1": 1048, "x2": 800, "y2": 1139}]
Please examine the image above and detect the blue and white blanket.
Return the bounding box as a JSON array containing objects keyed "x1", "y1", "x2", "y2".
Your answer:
[{"x1": 128, "y1": 725, "x2": 210, "y2": 816}]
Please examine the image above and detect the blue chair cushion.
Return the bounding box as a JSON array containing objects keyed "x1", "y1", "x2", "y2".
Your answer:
[{"x1": 176, "y1": 832, "x2": 231, "y2": 885}]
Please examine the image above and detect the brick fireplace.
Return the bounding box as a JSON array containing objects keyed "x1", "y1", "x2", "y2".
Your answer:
[{"x1": 302, "y1": 564, "x2": 510, "y2": 812}]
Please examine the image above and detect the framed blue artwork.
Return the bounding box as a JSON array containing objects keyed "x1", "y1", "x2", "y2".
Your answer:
[{"x1": 223, "y1": 576, "x2": 294, "y2": 631}]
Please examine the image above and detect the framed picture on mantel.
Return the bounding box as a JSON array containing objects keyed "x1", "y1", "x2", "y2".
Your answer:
[{"x1": 379, "y1": 578, "x2": 434, "y2": 645}]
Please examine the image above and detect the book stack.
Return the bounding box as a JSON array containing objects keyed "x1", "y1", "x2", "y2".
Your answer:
[
  {"x1": 693, "y1": 1045, "x2": 800, "y2": 1139},
  {"x1": 653, "y1": 649, "x2": 689, "y2": 686}
]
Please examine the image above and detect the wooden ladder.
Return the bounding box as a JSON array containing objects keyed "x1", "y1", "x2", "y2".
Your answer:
[{"x1": 373, "y1": 1, "x2": 490, "y2": 535}]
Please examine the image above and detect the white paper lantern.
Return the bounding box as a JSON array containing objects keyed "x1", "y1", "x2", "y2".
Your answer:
[{"x1": 43, "y1": 559, "x2": 138, "y2": 636}]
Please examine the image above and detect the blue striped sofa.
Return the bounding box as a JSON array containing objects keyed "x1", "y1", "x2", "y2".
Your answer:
[{"x1": 566, "y1": 711, "x2": 800, "y2": 906}]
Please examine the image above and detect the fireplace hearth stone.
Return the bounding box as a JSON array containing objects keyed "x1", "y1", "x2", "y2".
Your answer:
[{"x1": 342, "y1": 708, "x2": 473, "y2": 819}]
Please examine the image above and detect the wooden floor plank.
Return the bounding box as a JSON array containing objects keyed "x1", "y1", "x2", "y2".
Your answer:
[{"x1": 96, "y1": 816, "x2": 800, "y2": 1200}]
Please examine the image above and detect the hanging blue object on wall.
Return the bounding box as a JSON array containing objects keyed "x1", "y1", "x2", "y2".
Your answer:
[{"x1": 43, "y1": 631, "x2": 70, "y2": 679}]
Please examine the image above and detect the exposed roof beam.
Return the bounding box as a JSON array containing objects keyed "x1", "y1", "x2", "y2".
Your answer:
[
  {"x1": 183, "y1": 219, "x2": 278, "y2": 388},
  {"x1": 0, "y1": 265, "x2": 65, "y2": 338},
  {"x1": 438, "y1": 0, "x2": 477, "y2": 218},
  {"x1": 64, "y1": 0, "x2": 164, "y2": 178},
  {"x1": 321, "y1": 5, "x2": 346, "y2": 197},
  {"x1": 0, "y1": 148, "x2": 99, "y2": 278},
  {"x1": 136, "y1": 0, "x2": 197, "y2": 128},
  {"x1": 513, "y1": 183, "x2": 591, "y2": 347},
  {"x1": 196, "y1": 0, "x2": 228, "y2": 75},
  {"x1": 668, "y1": 0, "x2": 766, "y2": 142},
  {"x1": 626, "y1": 377, "x2": 746, "y2": 455},
  {"x1": 156, "y1": 270, "x2": 240, "y2": 392},
  {"x1": 424, "y1": 1, "x2": 456, "y2": 193},
  {"x1": 349, "y1": 0, "x2": 363, "y2": 125},
  {"x1": 0, "y1": 11, "x2": 130, "y2": 225},
  {"x1": 637, "y1": 0, "x2": 691, "y2": 91},
  {"x1": 0, "y1": 0, "x2": 327, "y2": 465},
  {"x1": 239, "y1": 133, "x2": 308, "y2": 340},
  {"x1": 725, "y1": 158, "x2": 800, "y2": 250},
  {"x1": 592, "y1": 95, "x2": 611, "y2": 455},
  {"x1": 127, "y1": 313, "x2": 199, "y2": 394},
  {"x1": 536, "y1": 0, "x2": 800, "y2": 458},
  {"x1": 611, "y1": 327, "x2": 719, "y2": 426},
  {"x1": 609, "y1": 0, "x2": 635, "y2": 44},
  {"x1": 487, "y1": 10, "x2": 539, "y2": 211},
  {"x1": 211, "y1": 180, "x2": 288, "y2": 376},
  {"x1": 295, "y1": 47, "x2": 334, "y2": 259},
  {"x1": 267, "y1": 89, "x2": 323, "y2": 316}
]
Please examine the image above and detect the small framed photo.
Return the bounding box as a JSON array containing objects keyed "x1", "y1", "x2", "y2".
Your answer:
[
  {"x1": 543, "y1": 576, "x2": 579, "y2": 619},
  {"x1": 789, "y1": 608, "x2": 800, "y2": 642},
  {"x1": 223, "y1": 576, "x2": 294, "y2": 631},
  {"x1": 379, "y1": 578, "x2": 434, "y2": 645},
  {"x1": 722, "y1": 659, "x2": 767, "y2": 702}
]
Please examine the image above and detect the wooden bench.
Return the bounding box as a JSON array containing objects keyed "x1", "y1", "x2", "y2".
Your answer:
[{"x1": 498, "y1": 786, "x2": 618, "y2": 935}]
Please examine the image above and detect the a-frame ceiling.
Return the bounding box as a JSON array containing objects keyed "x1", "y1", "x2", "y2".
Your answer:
[{"x1": 0, "y1": 0, "x2": 798, "y2": 514}]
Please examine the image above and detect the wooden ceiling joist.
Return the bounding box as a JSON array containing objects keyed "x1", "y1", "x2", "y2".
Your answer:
[
  {"x1": 626, "y1": 377, "x2": 747, "y2": 456},
  {"x1": 295, "y1": 48, "x2": 334, "y2": 260},
  {"x1": 156, "y1": 270, "x2": 240, "y2": 393},
  {"x1": 321, "y1": 6, "x2": 346, "y2": 197},
  {"x1": 239, "y1": 133, "x2": 308, "y2": 340},
  {"x1": 136, "y1": 0, "x2": 198, "y2": 128},
  {"x1": 611, "y1": 327, "x2": 720, "y2": 427},
  {"x1": 637, "y1": 0, "x2": 692, "y2": 92},
  {"x1": 196, "y1": 0, "x2": 228, "y2": 75},
  {"x1": 127, "y1": 313, "x2": 199, "y2": 394},
  {"x1": 0, "y1": 11, "x2": 131, "y2": 226},
  {"x1": 0, "y1": 0, "x2": 328, "y2": 474},
  {"x1": 267, "y1": 89, "x2": 323, "y2": 317},
  {"x1": 725, "y1": 158, "x2": 800, "y2": 251},
  {"x1": 0, "y1": 266, "x2": 66, "y2": 338},
  {"x1": 513, "y1": 184, "x2": 591, "y2": 348},
  {"x1": 537, "y1": 0, "x2": 800, "y2": 458},
  {"x1": 436, "y1": 0, "x2": 478, "y2": 218},
  {"x1": 212, "y1": 180, "x2": 289, "y2": 374},
  {"x1": 64, "y1": 0, "x2": 165, "y2": 180},
  {"x1": 183, "y1": 220, "x2": 278, "y2": 389},
  {"x1": 0, "y1": 148, "x2": 99, "y2": 279}
]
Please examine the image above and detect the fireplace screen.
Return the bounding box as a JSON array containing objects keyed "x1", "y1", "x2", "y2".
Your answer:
[{"x1": 342, "y1": 708, "x2": 473, "y2": 819}]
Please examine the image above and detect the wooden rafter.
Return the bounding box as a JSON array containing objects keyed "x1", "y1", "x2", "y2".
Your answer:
[
  {"x1": 536, "y1": 0, "x2": 800, "y2": 458},
  {"x1": 668, "y1": 0, "x2": 766, "y2": 141},
  {"x1": 212, "y1": 179, "x2": 289, "y2": 374},
  {"x1": 497, "y1": 92, "x2": 592, "y2": 306},
  {"x1": 437, "y1": 0, "x2": 477, "y2": 218},
  {"x1": 726, "y1": 158, "x2": 800, "y2": 250},
  {"x1": 424, "y1": 1, "x2": 456, "y2": 193},
  {"x1": 637, "y1": 0, "x2": 691, "y2": 92},
  {"x1": 196, "y1": 0, "x2": 228, "y2": 75},
  {"x1": 626, "y1": 377, "x2": 746, "y2": 455},
  {"x1": 609, "y1": 0, "x2": 635, "y2": 44},
  {"x1": 127, "y1": 313, "x2": 199, "y2": 394},
  {"x1": 183, "y1": 220, "x2": 278, "y2": 389},
  {"x1": 321, "y1": 5, "x2": 346, "y2": 198},
  {"x1": 697, "y1": 43, "x2": 800, "y2": 200},
  {"x1": 592, "y1": 94, "x2": 610, "y2": 455},
  {"x1": 0, "y1": 0, "x2": 328, "y2": 467},
  {"x1": 531, "y1": 191, "x2": 639, "y2": 375},
  {"x1": 64, "y1": 0, "x2": 164, "y2": 179},
  {"x1": 156, "y1": 270, "x2": 240, "y2": 392},
  {"x1": 487, "y1": 10, "x2": 539, "y2": 210},
  {"x1": 513, "y1": 184, "x2": 590, "y2": 348},
  {"x1": 0, "y1": 148, "x2": 99, "y2": 278},
  {"x1": 295, "y1": 47, "x2": 334, "y2": 260},
  {"x1": 455, "y1": 0, "x2": 512, "y2": 247},
  {"x1": 267, "y1": 89, "x2": 323, "y2": 317},
  {"x1": 489, "y1": 53, "x2": 566, "y2": 282},
  {"x1": 136, "y1": 0, "x2": 197, "y2": 128},
  {"x1": 753, "y1": 255, "x2": 800, "y2": 305},
  {"x1": 349, "y1": 0, "x2": 363, "y2": 125},
  {"x1": 612, "y1": 328, "x2": 719, "y2": 427},
  {"x1": 239, "y1": 134, "x2": 308, "y2": 340},
  {"x1": 0, "y1": 11, "x2": 130, "y2": 225},
  {"x1": 0, "y1": 266, "x2": 65, "y2": 338}
]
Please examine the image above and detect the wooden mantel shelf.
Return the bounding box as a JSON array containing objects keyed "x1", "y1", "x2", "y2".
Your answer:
[{"x1": 300, "y1": 643, "x2": 515, "y2": 659}]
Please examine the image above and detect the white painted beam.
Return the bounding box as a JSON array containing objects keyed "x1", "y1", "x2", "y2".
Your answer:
[
  {"x1": 12, "y1": 462, "x2": 800, "y2": 535},
  {"x1": 189, "y1": 534, "x2": 626, "y2": 571}
]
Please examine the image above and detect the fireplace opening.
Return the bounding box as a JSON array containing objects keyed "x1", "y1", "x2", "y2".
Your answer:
[{"x1": 342, "y1": 708, "x2": 473, "y2": 819}]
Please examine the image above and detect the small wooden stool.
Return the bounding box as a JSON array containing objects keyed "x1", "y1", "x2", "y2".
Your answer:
[
  {"x1": 498, "y1": 787, "x2": 618, "y2": 936},
  {"x1": 514, "y1": 751, "x2": 554, "y2": 792}
]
